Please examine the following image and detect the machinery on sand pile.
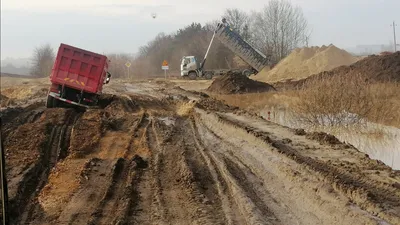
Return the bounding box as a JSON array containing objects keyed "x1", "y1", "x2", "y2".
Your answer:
[{"x1": 180, "y1": 19, "x2": 272, "y2": 80}]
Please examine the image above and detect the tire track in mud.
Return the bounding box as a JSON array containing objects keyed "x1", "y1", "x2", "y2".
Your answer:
[
  {"x1": 57, "y1": 158, "x2": 117, "y2": 224},
  {"x1": 106, "y1": 117, "x2": 163, "y2": 225},
  {"x1": 57, "y1": 109, "x2": 146, "y2": 224},
  {"x1": 25, "y1": 97, "x2": 141, "y2": 224},
  {"x1": 223, "y1": 157, "x2": 280, "y2": 223},
  {"x1": 133, "y1": 117, "x2": 225, "y2": 225},
  {"x1": 87, "y1": 158, "x2": 127, "y2": 225},
  {"x1": 13, "y1": 110, "x2": 81, "y2": 224},
  {"x1": 1, "y1": 104, "x2": 45, "y2": 138},
  {"x1": 5, "y1": 86, "x2": 400, "y2": 224},
  {"x1": 189, "y1": 117, "x2": 240, "y2": 225},
  {"x1": 214, "y1": 112, "x2": 400, "y2": 225},
  {"x1": 194, "y1": 111, "x2": 374, "y2": 225},
  {"x1": 189, "y1": 116, "x2": 281, "y2": 225},
  {"x1": 88, "y1": 113, "x2": 150, "y2": 225},
  {"x1": 5, "y1": 96, "x2": 150, "y2": 224},
  {"x1": 132, "y1": 118, "x2": 168, "y2": 225}
]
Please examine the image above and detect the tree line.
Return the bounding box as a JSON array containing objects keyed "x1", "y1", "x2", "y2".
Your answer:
[
  {"x1": 30, "y1": 0, "x2": 310, "y2": 78},
  {"x1": 131, "y1": 0, "x2": 310, "y2": 77}
]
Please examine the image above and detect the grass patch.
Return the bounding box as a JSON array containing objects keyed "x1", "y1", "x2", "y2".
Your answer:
[
  {"x1": 209, "y1": 74, "x2": 400, "y2": 128},
  {"x1": 292, "y1": 74, "x2": 400, "y2": 128}
]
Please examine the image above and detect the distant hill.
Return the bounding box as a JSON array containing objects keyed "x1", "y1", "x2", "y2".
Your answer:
[
  {"x1": 0, "y1": 64, "x2": 30, "y2": 76},
  {"x1": 1, "y1": 57, "x2": 32, "y2": 75},
  {"x1": 1, "y1": 57, "x2": 32, "y2": 68},
  {"x1": 0, "y1": 72, "x2": 32, "y2": 78},
  {"x1": 345, "y1": 44, "x2": 394, "y2": 56}
]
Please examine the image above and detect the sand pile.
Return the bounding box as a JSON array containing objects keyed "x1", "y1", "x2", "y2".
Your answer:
[
  {"x1": 252, "y1": 44, "x2": 359, "y2": 83},
  {"x1": 207, "y1": 73, "x2": 276, "y2": 94}
]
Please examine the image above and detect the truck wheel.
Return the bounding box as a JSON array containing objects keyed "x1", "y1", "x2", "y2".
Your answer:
[
  {"x1": 46, "y1": 95, "x2": 53, "y2": 108},
  {"x1": 188, "y1": 72, "x2": 197, "y2": 80},
  {"x1": 53, "y1": 97, "x2": 59, "y2": 107},
  {"x1": 46, "y1": 95, "x2": 59, "y2": 108},
  {"x1": 242, "y1": 69, "x2": 252, "y2": 77},
  {"x1": 205, "y1": 72, "x2": 213, "y2": 80}
]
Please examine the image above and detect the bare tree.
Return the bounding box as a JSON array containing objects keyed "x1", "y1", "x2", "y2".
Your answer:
[
  {"x1": 132, "y1": 20, "x2": 248, "y2": 77},
  {"x1": 30, "y1": 44, "x2": 55, "y2": 77},
  {"x1": 223, "y1": 8, "x2": 251, "y2": 41},
  {"x1": 107, "y1": 53, "x2": 136, "y2": 78},
  {"x1": 204, "y1": 20, "x2": 220, "y2": 33},
  {"x1": 251, "y1": 0, "x2": 310, "y2": 64}
]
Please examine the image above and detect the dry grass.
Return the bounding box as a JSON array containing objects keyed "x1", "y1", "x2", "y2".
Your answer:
[
  {"x1": 210, "y1": 74, "x2": 400, "y2": 128},
  {"x1": 292, "y1": 74, "x2": 400, "y2": 128},
  {"x1": 176, "y1": 100, "x2": 196, "y2": 116},
  {"x1": 0, "y1": 76, "x2": 49, "y2": 87}
]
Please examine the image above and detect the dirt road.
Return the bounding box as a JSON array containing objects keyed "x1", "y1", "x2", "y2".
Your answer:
[{"x1": 1, "y1": 80, "x2": 399, "y2": 225}]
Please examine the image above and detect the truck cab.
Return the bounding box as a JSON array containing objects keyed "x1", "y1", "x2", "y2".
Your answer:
[
  {"x1": 180, "y1": 56, "x2": 199, "y2": 77},
  {"x1": 180, "y1": 19, "x2": 271, "y2": 80}
]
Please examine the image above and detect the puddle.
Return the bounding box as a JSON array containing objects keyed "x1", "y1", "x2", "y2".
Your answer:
[
  {"x1": 124, "y1": 83, "x2": 160, "y2": 98},
  {"x1": 260, "y1": 107, "x2": 400, "y2": 170}
]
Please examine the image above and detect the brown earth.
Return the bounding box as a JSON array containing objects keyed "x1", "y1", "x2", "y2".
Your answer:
[
  {"x1": 275, "y1": 51, "x2": 400, "y2": 90},
  {"x1": 0, "y1": 86, "x2": 48, "y2": 110},
  {"x1": 305, "y1": 131, "x2": 344, "y2": 146},
  {"x1": 207, "y1": 73, "x2": 276, "y2": 94},
  {"x1": 195, "y1": 97, "x2": 238, "y2": 112},
  {"x1": 1, "y1": 80, "x2": 399, "y2": 225},
  {"x1": 320, "y1": 51, "x2": 400, "y2": 82}
]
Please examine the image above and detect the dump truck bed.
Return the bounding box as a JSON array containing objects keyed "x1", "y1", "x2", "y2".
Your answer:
[
  {"x1": 215, "y1": 23, "x2": 269, "y2": 73},
  {"x1": 50, "y1": 43, "x2": 109, "y2": 94}
]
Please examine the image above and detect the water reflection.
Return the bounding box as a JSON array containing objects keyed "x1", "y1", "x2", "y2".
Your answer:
[{"x1": 260, "y1": 107, "x2": 400, "y2": 170}]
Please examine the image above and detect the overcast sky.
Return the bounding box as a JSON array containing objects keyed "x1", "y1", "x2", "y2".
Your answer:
[{"x1": 1, "y1": 0, "x2": 399, "y2": 59}]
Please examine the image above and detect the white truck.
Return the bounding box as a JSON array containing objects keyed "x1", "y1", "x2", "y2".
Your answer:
[{"x1": 180, "y1": 19, "x2": 271, "y2": 79}]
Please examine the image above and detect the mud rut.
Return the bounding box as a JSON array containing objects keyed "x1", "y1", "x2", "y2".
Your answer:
[{"x1": 1, "y1": 92, "x2": 400, "y2": 225}]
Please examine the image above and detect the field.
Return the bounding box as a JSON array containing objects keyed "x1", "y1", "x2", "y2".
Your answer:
[{"x1": 1, "y1": 76, "x2": 400, "y2": 225}]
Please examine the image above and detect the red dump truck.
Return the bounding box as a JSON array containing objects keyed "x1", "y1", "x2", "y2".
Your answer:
[{"x1": 46, "y1": 43, "x2": 111, "y2": 108}]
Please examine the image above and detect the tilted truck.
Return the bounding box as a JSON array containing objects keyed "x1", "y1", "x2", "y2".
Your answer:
[
  {"x1": 180, "y1": 19, "x2": 271, "y2": 79},
  {"x1": 46, "y1": 43, "x2": 111, "y2": 108}
]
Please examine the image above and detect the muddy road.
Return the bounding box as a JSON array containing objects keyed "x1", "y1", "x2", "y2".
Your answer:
[{"x1": 1, "y1": 81, "x2": 400, "y2": 225}]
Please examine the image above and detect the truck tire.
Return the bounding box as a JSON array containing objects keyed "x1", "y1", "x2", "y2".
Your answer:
[
  {"x1": 205, "y1": 72, "x2": 213, "y2": 80},
  {"x1": 46, "y1": 95, "x2": 53, "y2": 108},
  {"x1": 188, "y1": 71, "x2": 197, "y2": 80},
  {"x1": 46, "y1": 95, "x2": 59, "y2": 108},
  {"x1": 242, "y1": 69, "x2": 252, "y2": 77}
]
